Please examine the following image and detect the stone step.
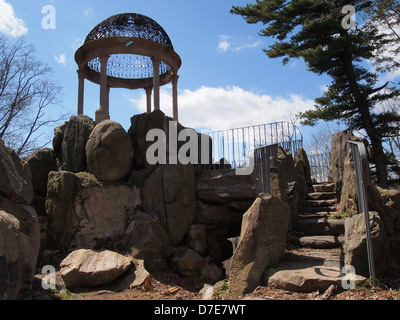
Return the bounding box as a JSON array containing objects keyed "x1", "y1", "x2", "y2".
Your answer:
[
  {"x1": 297, "y1": 211, "x2": 342, "y2": 219},
  {"x1": 293, "y1": 218, "x2": 345, "y2": 236},
  {"x1": 312, "y1": 183, "x2": 335, "y2": 193},
  {"x1": 266, "y1": 249, "x2": 344, "y2": 293},
  {"x1": 300, "y1": 199, "x2": 337, "y2": 208},
  {"x1": 305, "y1": 192, "x2": 336, "y2": 201},
  {"x1": 297, "y1": 205, "x2": 338, "y2": 213},
  {"x1": 290, "y1": 235, "x2": 344, "y2": 249}
]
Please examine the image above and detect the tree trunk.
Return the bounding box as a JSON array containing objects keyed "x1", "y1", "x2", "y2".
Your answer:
[{"x1": 342, "y1": 48, "x2": 389, "y2": 188}]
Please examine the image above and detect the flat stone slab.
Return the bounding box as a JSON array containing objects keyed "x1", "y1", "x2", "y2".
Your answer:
[
  {"x1": 293, "y1": 218, "x2": 345, "y2": 236},
  {"x1": 290, "y1": 235, "x2": 344, "y2": 249},
  {"x1": 313, "y1": 183, "x2": 335, "y2": 193},
  {"x1": 305, "y1": 192, "x2": 336, "y2": 200},
  {"x1": 266, "y1": 250, "x2": 343, "y2": 293}
]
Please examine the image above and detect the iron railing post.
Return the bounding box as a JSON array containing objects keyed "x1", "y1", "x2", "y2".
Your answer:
[{"x1": 347, "y1": 140, "x2": 376, "y2": 287}]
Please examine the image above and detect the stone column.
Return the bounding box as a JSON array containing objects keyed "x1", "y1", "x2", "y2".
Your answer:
[
  {"x1": 152, "y1": 57, "x2": 160, "y2": 111},
  {"x1": 145, "y1": 87, "x2": 153, "y2": 114},
  {"x1": 172, "y1": 74, "x2": 179, "y2": 122},
  {"x1": 96, "y1": 54, "x2": 110, "y2": 124},
  {"x1": 77, "y1": 69, "x2": 85, "y2": 115}
]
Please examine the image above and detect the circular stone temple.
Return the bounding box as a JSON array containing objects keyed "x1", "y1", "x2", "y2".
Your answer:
[{"x1": 75, "y1": 13, "x2": 182, "y2": 124}]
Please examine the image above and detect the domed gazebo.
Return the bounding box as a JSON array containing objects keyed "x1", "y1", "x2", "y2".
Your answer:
[{"x1": 75, "y1": 13, "x2": 182, "y2": 124}]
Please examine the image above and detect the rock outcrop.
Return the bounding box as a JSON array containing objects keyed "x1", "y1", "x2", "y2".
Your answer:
[
  {"x1": 344, "y1": 211, "x2": 389, "y2": 278},
  {"x1": 0, "y1": 138, "x2": 40, "y2": 300},
  {"x1": 54, "y1": 115, "x2": 95, "y2": 172},
  {"x1": 142, "y1": 164, "x2": 195, "y2": 247},
  {"x1": 45, "y1": 171, "x2": 142, "y2": 252},
  {"x1": 229, "y1": 193, "x2": 290, "y2": 296},
  {"x1": 86, "y1": 120, "x2": 134, "y2": 182}
]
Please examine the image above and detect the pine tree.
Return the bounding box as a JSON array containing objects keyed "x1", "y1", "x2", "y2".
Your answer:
[{"x1": 232, "y1": 0, "x2": 400, "y2": 188}]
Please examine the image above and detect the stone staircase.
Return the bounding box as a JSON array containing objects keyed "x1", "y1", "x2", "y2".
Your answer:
[
  {"x1": 291, "y1": 182, "x2": 344, "y2": 249},
  {"x1": 266, "y1": 183, "x2": 346, "y2": 293}
]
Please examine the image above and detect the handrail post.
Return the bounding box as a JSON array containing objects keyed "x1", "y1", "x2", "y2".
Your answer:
[{"x1": 347, "y1": 140, "x2": 376, "y2": 287}]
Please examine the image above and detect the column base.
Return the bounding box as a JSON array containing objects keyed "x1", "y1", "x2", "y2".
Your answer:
[{"x1": 95, "y1": 109, "x2": 110, "y2": 125}]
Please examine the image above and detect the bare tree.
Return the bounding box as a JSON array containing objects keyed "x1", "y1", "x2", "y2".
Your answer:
[{"x1": 0, "y1": 35, "x2": 66, "y2": 156}]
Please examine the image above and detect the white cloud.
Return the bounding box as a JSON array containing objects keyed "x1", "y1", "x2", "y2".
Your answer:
[
  {"x1": 54, "y1": 54, "x2": 66, "y2": 66},
  {"x1": 217, "y1": 40, "x2": 230, "y2": 52},
  {"x1": 216, "y1": 35, "x2": 262, "y2": 53},
  {"x1": 126, "y1": 86, "x2": 315, "y2": 131},
  {"x1": 84, "y1": 7, "x2": 93, "y2": 16},
  {"x1": 0, "y1": 0, "x2": 28, "y2": 37}
]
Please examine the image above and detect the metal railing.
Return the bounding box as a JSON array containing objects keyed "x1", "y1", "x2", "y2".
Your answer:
[
  {"x1": 254, "y1": 144, "x2": 278, "y2": 194},
  {"x1": 202, "y1": 121, "x2": 302, "y2": 170},
  {"x1": 347, "y1": 140, "x2": 376, "y2": 287},
  {"x1": 309, "y1": 152, "x2": 331, "y2": 183}
]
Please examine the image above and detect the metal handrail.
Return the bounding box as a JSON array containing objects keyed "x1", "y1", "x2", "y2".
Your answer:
[
  {"x1": 203, "y1": 121, "x2": 302, "y2": 170},
  {"x1": 347, "y1": 140, "x2": 376, "y2": 287},
  {"x1": 254, "y1": 144, "x2": 278, "y2": 194}
]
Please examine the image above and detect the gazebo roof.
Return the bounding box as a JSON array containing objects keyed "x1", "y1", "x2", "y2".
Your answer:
[
  {"x1": 84, "y1": 13, "x2": 174, "y2": 50},
  {"x1": 75, "y1": 13, "x2": 181, "y2": 88}
]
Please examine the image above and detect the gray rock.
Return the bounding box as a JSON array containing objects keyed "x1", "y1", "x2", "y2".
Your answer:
[
  {"x1": 24, "y1": 148, "x2": 58, "y2": 196},
  {"x1": 124, "y1": 211, "x2": 173, "y2": 271},
  {"x1": 142, "y1": 164, "x2": 195, "y2": 246},
  {"x1": 0, "y1": 138, "x2": 33, "y2": 205},
  {"x1": 59, "y1": 115, "x2": 95, "y2": 172},
  {"x1": 46, "y1": 171, "x2": 142, "y2": 251},
  {"x1": 60, "y1": 249, "x2": 132, "y2": 289},
  {"x1": 229, "y1": 193, "x2": 290, "y2": 296},
  {"x1": 86, "y1": 120, "x2": 134, "y2": 182},
  {"x1": 185, "y1": 224, "x2": 206, "y2": 254},
  {"x1": 0, "y1": 210, "x2": 22, "y2": 300},
  {"x1": 0, "y1": 197, "x2": 40, "y2": 283},
  {"x1": 328, "y1": 130, "x2": 365, "y2": 200},
  {"x1": 45, "y1": 171, "x2": 81, "y2": 250},
  {"x1": 344, "y1": 211, "x2": 389, "y2": 277}
]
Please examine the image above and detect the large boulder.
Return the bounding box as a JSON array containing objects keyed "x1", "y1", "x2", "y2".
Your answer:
[
  {"x1": 339, "y1": 149, "x2": 384, "y2": 217},
  {"x1": 0, "y1": 197, "x2": 40, "y2": 283},
  {"x1": 0, "y1": 206, "x2": 40, "y2": 300},
  {"x1": 344, "y1": 211, "x2": 389, "y2": 278},
  {"x1": 60, "y1": 249, "x2": 132, "y2": 288},
  {"x1": 0, "y1": 137, "x2": 40, "y2": 299},
  {"x1": 72, "y1": 184, "x2": 141, "y2": 250},
  {"x1": 128, "y1": 109, "x2": 191, "y2": 170},
  {"x1": 24, "y1": 148, "x2": 58, "y2": 216},
  {"x1": 124, "y1": 211, "x2": 173, "y2": 272},
  {"x1": 294, "y1": 146, "x2": 313, "y2": 196},
  {"x1": 24, "y1": 148, "x2": 58, "y2": 196},
  {"x1": 0, "y1": 138, "x2": 33, "y2": 205},
  {"x1": 128, "y1": 109, "x2": 166, "y2": 170},
  {"x1": 45, "y1": 171, "x2": 142, "y2": 252},
  {"x1": 142, "y1": 164, "x2": 195, "y2": 246},
  {"x1": 0, "y1": 211, "x2": 22, "y2": 300},
  {"x1": 45, "y1": 171, "x2": 81, "y2": 250},
  {"x1": 229, "y1": 193, "x2": 290, "y2": 296},
  {"x1": 86, "y1": 120, "x2": 134, "y2": 182},
  {"x1": 328, "y1": 130, "x2": 365, "y2": 200},
  {"x1": 56, "y1": 115, "x2": 95, "y2": 172}
]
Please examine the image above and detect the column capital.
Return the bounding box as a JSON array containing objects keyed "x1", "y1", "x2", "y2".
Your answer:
[
  {"x1": 99, "y1": 53, "x2": 110, "y2": 61},
  {"x1": 151, "y1": 56, "x2": 160, "y2": 64},
  {"x1": 172, "y1": 74, "x2": 179, "y2": 84}
]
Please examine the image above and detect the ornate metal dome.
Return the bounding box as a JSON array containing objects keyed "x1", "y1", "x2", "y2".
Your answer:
[
  {"x1": 82, "y1": 13, "x2": 174, "y2": 81},
  {"x1": 84, "y1": 13, "x2": 174, "y2": 49}
]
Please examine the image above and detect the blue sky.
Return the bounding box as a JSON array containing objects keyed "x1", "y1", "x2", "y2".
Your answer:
[{"x1": 1, "y1": 0, "x2": 397, "y2": 149}]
